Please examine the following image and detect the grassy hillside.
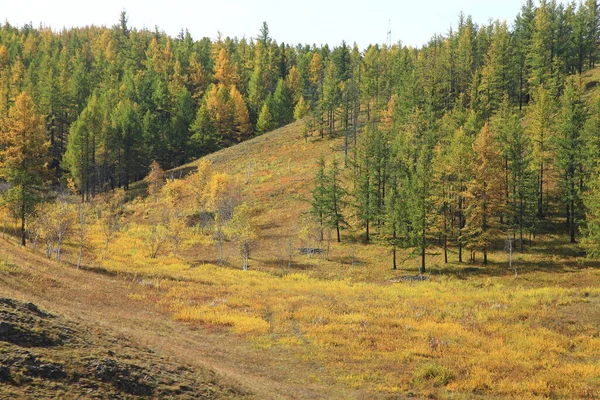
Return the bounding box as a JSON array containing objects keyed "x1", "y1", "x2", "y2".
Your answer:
[
  {"x1": 1, "y1": 71, "x2": 600, "y2": 398},
  {"x1": 0, "y1": 297, "x2": 246, "y2": 399},
  {"x1": 165, "y1": 119, "x2": 409, "y2": 282}
]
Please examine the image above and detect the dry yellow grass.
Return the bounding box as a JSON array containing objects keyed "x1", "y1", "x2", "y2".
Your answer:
[{"x1": 96, "y1": 250, "x2": 600, "y2": 397}]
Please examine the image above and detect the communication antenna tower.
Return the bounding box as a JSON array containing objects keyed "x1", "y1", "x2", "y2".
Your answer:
[{"x1": 387, "y1": 20, "x2": 392, "y2": 48}]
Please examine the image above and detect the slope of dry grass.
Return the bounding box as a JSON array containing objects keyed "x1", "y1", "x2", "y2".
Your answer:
[{"x1": 0, "y1": 296, "x2": 244, "y2": 399}]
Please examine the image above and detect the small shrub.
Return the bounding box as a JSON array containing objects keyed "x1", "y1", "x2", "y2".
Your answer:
[
  {"x1": 413, "y1": 363, "x2": 454, "y2": 386},
  {"x1": 0, "y1": 258, "x2": 18, "y2": 275}
]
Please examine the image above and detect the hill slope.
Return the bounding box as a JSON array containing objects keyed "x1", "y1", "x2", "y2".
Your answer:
[
  {"x1": 0, "y1": 297, "x2": 243, "y2": 399},
  {"x1": 0, "y1": 237, "x2": 345, "y2": 399},
  {"x1": 172, "y1": 120, "x2": 369, "y2": 278}
]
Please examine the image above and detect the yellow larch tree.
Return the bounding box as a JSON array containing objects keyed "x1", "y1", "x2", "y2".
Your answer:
[
  {"x1": 188, "y1": 52, "x2": 210, "y2": 103},
  {"x1": 0, "y1": 45, "x2": 9, "y2": 118},
  {"x1": 285, "y1": 65, "x2": 302, "y2": 104},
  {"x1": 0, "y1": 92, "x2": 50, "y2": 246},
  {"x1": 144, "y1": 160, "x2": 165, "y2": 203},
  {"x1": 465, "y1": 123, "x2": 505, "y2": 264},
  {"x1": 205, "y1": 84, "x2": 235, "y2": 141},
  {"x1": 230, "y1": 85, "x2": 252, "y2": 141},
  {"x1": 213, "y1": 48, "x2": 238, "y2": 88},
  {"x1": 188, "y1": 159, "x2": 214, "y2": 209}
]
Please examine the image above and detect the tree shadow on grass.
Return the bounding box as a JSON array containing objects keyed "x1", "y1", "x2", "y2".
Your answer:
[
  {"x1": 421, "y1": 229, "x2": 600, "y2": 279},
  {"x1": 261, "y1": 258, "x2": 316, "y2": 271},
  {"x1": 426, "y1": 255, "x2": 598, "y2": 280}
]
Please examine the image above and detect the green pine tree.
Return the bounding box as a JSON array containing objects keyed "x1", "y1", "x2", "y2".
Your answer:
[
  {"x1": 555, "y1": 77, "x2": 587, "y2": 243},
  {"x1": 256, "y1": 100, "x2": 275, "y2": 134}
]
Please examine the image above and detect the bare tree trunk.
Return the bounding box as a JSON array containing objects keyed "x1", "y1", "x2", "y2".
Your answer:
[
  {"x1": 2, "y1": 212, "x2": 8, "y2": 239},
  {"x1": 103, "y1": 241, "x2": 110, "y2": 260},
  {"x1": 287, "y1": 240, "x2": 293, "y2": 273},
  {"x1": 217, "y1": 224, "x2": 224, "y2": 266},
  {"x1": 570, "y1": 198, "x2": 576, "y2": 244},
  {"x1": 420, "y1": 228, "x2": 426, "y2": 274},
  {"x1": 20, "y1": 186, "x2": 26, "y2": 247},
  {"x1": 538, "y1": 161, "x2": 544, "y2": 217},
  {"x1": 443, "y1": 215, "x2": 448, "y2": 263}
]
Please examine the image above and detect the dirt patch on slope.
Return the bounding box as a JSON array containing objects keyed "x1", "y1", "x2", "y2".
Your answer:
[{"x1": 0, "y1": 297, "x2": 248, "y2": 399}]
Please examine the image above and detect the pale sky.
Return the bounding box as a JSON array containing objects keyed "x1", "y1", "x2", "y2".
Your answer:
[{"x1": 3, "y1": 1, "x2": 559, "y2": 49}]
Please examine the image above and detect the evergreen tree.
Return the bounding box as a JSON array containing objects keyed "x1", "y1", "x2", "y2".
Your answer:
[
  {"x1": 271, "y1": 78, "x2": 293, "y2": 126},
  {"x1": 293, "y1": 96, "x2": 310, "y2": 121},
  {"x1": 325, "y1": 159, "x2": 345, "y2": 243},
  {"x1": 582, "y1": 171, "x2": 600, "y2": 257},
  {"x1": 360, "y1": 46, "x2": 380, "y2": 122},
  {"x1": 478, "y1": 21, "x2": 513, "y2": 119},
  {"x1": 583, "y1": 93, "x2": 600, "y2": 174},
  {"x1": 583, "y1": 0, "x2": 599, "y2": 69},
  {"x1": 169, "y1": 86, "x2": 195, "y2": 165},
  {"x1": 112, "y1": 98, "x2": 142, "y2": 189},
  {"x1": 555, "y1": 76, "x2": 586, "y2": 243},
  {"x1": 256, "y1": 100, "x2": 275, "y2": 134},
  {"x1": 309, "y1": 52, "x2": 325, "y2": 137},
  {"x1": 447, "y1": 127, "x2": 473, "y2": 262},
  {"x1": 583, "y1": 94, "x2": 600, "y2": 255},
  {"x1": 189, "y1": 102, "x2": 218, "y2": 156},
  {"x1": 384, "y1": 170, "x2": 408, "y2": 270},
  {"x1": 526, "y1": 85, "x2": 556, "y2": 217},
  {"x1": 311, "y1": 157, "x2": 327, "y2": 242},
  {"x1": 64, "y1": 94, "x2": 102, "y2": 200},
  {"x1": 323, "y1": 59, "x2": 341, "y2": 136},
  {"x1": 405, "y1": 143, "x2": 435, "y2": 273},
  {"x1": 514, "y1": 0, "x2": 536, "y2": 109},
  {"x1": 432, "y1": 143, "x2": 453, "y2": 264},
  {"x1": 502, "y1": 106, "x2": 536, "y2": 249},
  {"x1": 528, "y1": 0, "x2": 554, "y2": 89},
  {"x1": 354, "y1": 124, "x2": 379, "y2": 243}
]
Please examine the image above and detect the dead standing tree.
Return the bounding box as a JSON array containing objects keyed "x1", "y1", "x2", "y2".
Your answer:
[
  {"x1": 205, "y1": 173, "x2": 241, "y2": 265},
  {"x1": 100, "y1": 189, "x2": 126, "y2": 260},
  {"x1": 228, "y1": 203, "x2": 256, "y2": 270}
]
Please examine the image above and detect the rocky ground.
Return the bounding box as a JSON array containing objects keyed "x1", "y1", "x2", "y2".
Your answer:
[{"x1": 0, "y1": 297, "x2": 249, "y2": 399}]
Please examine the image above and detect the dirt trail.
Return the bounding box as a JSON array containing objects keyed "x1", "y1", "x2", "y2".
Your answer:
[{"x1": 0, "y1": 240, "x2": 353, "y2": 399}]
